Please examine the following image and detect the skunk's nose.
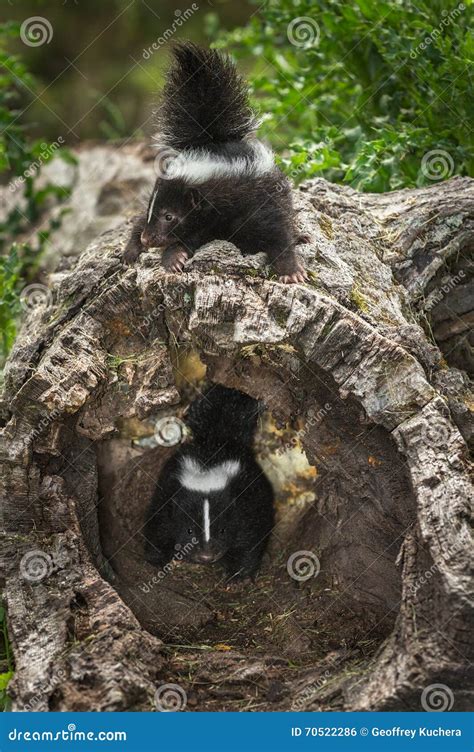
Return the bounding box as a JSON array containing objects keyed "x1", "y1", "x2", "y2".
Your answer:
[
  {"x1": 194, "y1": 550, "x2": 218, "y2": 564},
  {"x1": 192, "y1": 544, "x2": 225, "y2": 564},
  {"x1": 140, "y1": 230, "x2": 151, "y2": 247}
]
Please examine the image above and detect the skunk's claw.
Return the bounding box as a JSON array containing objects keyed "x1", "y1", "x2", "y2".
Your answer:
[
  {"x1": 279, "y1": 266, "x2": 307, "y2": 285},
  {"x1": 296, "y1": 233, "x2": 312, "y2": 244},
  {"x1": 162, "y1": 247, "x2": 189, "y2": 273},
  {"x1": 123, "y1": 241, "x2": 143, "y2": 266}
]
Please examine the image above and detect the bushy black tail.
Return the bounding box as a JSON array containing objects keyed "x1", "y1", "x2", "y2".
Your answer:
[
  {"x1": 156, "y1": 42, "x2": 259, "y2": 151},
  {"x1": 185, "y1": 385, "x2": 261, "y2": 447}
]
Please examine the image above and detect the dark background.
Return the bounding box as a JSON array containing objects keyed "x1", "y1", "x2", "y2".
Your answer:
[{"x1": 2, "y1": 0, "x2": 255, "y2": 144}]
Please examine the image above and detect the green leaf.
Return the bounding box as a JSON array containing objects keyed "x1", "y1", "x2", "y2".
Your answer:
[{"x1": 0, "y1": 672, "x2": 13, "y2": 690}]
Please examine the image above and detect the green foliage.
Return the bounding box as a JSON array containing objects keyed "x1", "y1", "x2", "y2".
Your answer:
[
  {"x1": 0, "y1": 21, "x2": 35, "y2": 177},
  {"x1": 0, "y1": 605, "x2": 13, "y2": 712},
  {"x1": 216, "y1": 0, "x2": 473, "y2": 190},
  {"x1": 0, "y1": 247, "x2": 22, "y2": 358},
  {"x1": 0, "y1": 22, "x2": 74, "y2": 363},
  {"x1": 96, "y1": 92, "x2": 130, "y2": 141}
]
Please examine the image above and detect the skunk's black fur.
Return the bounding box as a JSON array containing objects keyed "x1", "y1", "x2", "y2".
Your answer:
[
  {"x1": 185, "y1": 384, "x2": 260, "y2": 448},
  {"x1": 124, "y1": 43, "x2": 306, "y2": 283},
  {"x1": 143, "y1": 385, "x2": 275, "y2": 580},
  {"x1": 156, "y1": 42, "x2": 259, "y2": 150}
]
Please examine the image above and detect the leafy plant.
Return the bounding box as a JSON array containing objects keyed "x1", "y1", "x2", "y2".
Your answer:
[
  {"x1": 0, "y1": 21, "x2": 74, "y2": 363},
  {"x1": 95, "y1": 91, "x2": 130, "y2": 141},
  {"x1": 0, "y1": 605, "x2": 13, "y2": 712},
  {"x1": 215, "y1": 0, "x2": 473, "y2": 190},
  {"x1": 0, "y1": 247, "x2": 22, "y2": 358}
]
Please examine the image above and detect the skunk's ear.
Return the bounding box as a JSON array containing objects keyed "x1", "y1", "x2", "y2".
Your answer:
[{"x1": 189, "y1": 189, "x2": 202, "y2": 209}]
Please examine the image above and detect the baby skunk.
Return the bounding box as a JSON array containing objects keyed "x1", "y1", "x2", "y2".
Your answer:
[
  {"x1": 143, "y1": 385, "x2": 275, "y2": 580},
  {"x1": 124, "y1": 42, "x2": 306, "y2": 284}
]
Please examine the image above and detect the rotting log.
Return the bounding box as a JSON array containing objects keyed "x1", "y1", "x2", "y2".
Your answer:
[{"x1": 0, "y1": 171, "x2": 473, "y2": 712}]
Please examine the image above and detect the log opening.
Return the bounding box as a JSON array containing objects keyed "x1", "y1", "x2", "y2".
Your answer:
[{"x1": 80, "y1": 350, "x2": 416, "y2": 709}]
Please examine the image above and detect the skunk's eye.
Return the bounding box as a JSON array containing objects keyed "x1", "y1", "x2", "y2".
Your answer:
[
  {"x1": 187, "y1": 527, "x2": 193, "y2": 535},
  {"x1": 164, "y1": 213, "x2": 174, "y2": 222},
  {"x1": 220, "y1": 528, "x2": 226, "y2": 535}
]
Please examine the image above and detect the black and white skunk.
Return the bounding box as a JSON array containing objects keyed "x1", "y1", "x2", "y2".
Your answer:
[
  {"x1": 124, "y1": 42, "x2": 306, "y2": 283},
  {"x1": 143, "y1": 385, "x2": 275, "y2": 580}
]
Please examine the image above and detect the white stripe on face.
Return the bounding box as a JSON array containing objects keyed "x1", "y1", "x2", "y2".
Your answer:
[
  {"x1": 203, "y1": 498, "x2": 210, "y2": 543},
  {"x1": 147, "y1": 190, "x2": 158, "y2": 224}
]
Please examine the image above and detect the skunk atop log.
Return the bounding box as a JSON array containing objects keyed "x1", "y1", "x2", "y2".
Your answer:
[{"x1": 124, "y1": 42, "x2": 306, "y2": 283}]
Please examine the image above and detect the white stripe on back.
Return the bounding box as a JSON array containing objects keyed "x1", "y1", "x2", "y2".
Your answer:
[
  {"x1": 153, "y1": 140, "x2": 274, "y2": 184},
  {"x1": 179, "y1": 457, "x2": 241, "y2": 493}
]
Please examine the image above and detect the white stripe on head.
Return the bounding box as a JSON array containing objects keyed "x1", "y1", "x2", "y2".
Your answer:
[
  {"x1": 147, "y1": 190, "x2": 158, "y2": 224},
  {"x1": 203, "y1": 498, "x2": 210, "y2": 543},
  {"x1": 154, "y1": 140, "x2": 274, "y2": 185},
  {"x1": 179, "y1": 457, "x2": 241, "y2": 493}
]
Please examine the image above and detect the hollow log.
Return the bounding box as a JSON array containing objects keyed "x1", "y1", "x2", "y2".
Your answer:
[{"x1": 0, "y1": 169, "x2": 472, "y2": 712}]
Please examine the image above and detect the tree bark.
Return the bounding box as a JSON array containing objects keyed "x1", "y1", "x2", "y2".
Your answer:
[{"x1": 0, "y1": 166, "x2": 472, "y2": 712}]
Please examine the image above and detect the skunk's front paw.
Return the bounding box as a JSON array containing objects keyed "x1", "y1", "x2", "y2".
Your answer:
[
  {"x1": 279, "y1": 268, "x2": 307, "y2": 284},
  {"x1": 161, "y1": 246, "x2": 190, "y2": 273},
  {"x1": 123, "y1": 240, "x2": 143, "y2": 265},
  {"x1": 278, "y1": 261, "x2": 307, "y2": 285},
  {"x1": 274, "y1": 255, "x2": 307, "y2": 285}
]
